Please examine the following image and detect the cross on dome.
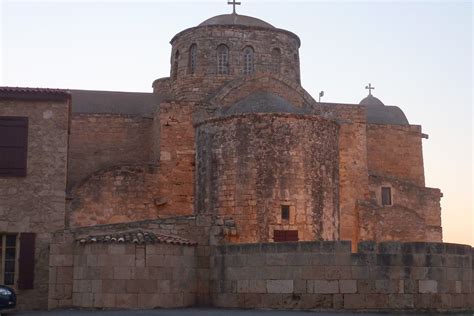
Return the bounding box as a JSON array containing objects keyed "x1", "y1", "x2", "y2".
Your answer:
[
  {"x1": 228, "y1": 0, "x2": 241, "y2": 14},
  {"x1": 365, "y1": 83, "x2": 375, "y2": 95}
]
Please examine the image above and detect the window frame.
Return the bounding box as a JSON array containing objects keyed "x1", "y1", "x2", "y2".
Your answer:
[
  {"x1": 271, "y1": 47, "x2": 281, "y2": 74},
  {"x1": 281, "y1": 205, "x2": 290, "y2": 221},
  {"x1": 243, "y1": 46, "x2": 255, "y2": 75},
  {"x1": 0, "y1": 234, "x2": 19, "y2": 288},
  {"x1": 188, "y1": 44, "x2": 197, "y2": 75}
]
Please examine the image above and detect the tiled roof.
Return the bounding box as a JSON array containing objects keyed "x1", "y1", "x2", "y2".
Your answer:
[
  {"x1": 0, "y1": 86, "x2": 70, "y2": 101},
  {"x1": 77, "y1": 230, "x2": 197, "y2": 246}
]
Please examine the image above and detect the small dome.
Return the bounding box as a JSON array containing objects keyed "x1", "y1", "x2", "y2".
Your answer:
[
  {"x1": 359, "y1": 94, "x2": 385, "y2": 106},
  {"x1": 199, "y1": 14, "x2": 274, "y2": 29},
  {"x1": 222, "y1": 91, "x2": 308, "y2": 115}
]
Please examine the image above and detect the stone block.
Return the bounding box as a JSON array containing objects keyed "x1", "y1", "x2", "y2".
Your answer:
[
  {"x1": 266, "y1": 253, "x2": 288, "y2": 266},
  {"x1": 266, "y1": 280, "x2": 293, "y2": 293},
  {"x1": 114, "y1": 267, "x2": 134, "y2": 280},
  {"x1": 115, "y1": 293, "x2": 138, "y2": 309},
  {"x1": 56, "y1": 267, "x2": 73, "y2": 284},
  {"x1": 339, "y1": 280, "x2": 357, "y2": 294},
  {"x1": 343, "y1": 294, "x2": 365, "y2": 309},
  {"x1": 325, "y1": 266, "x2": 351, "y2": 280},
  {"x1": 138, "y1": 279, "x2": 158, "y2": 294},
  {"x1": 351, "y1": 266, "x2": 369, "y2": 279},
  {"x1": 375, "y1": 279, "x2": 399, "y2": 293},
  {"x1": 419, "y1": 280, "x2": 437, "y2": 293},
  {"x1": 237, "y1": 280, "x2": 249, "y2": 293},
  {"x1": 293, "y1": 279, "x2": 306, "y2": 294},
  {"x1": 388, "y1": 294, "x2": 414, "y2": 308},
  {"x1": 313, "y1": 280, "x2": 338, "y2": 294},
  {"x1": 365, "y1": 293, "x2": 388, "y2": 308},
  {"x1": 357, "y1": 280, "x2": 376, "y2": 293},
  {"x1": 248, "y1": 280, "x2": 266, "y2": 293}
]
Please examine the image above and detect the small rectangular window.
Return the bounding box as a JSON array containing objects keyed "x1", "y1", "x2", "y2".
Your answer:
[
  {"x1": 281, "y1": 205, "x2": 290, "y2": 220},
  {"x1": 381, "y1": 187, "x2": 392, "y2": 206}
]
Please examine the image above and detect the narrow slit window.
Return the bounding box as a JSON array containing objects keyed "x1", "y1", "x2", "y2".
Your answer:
[
  {"x1": 281, "y1": 205, "x2": 290, "y2": 220},
  {"x1": 381, "y1": 187, "x2": 392, "y2": 206},
  {"x1": 189, "y1": 44, "x2": 197, "y2": 74}
]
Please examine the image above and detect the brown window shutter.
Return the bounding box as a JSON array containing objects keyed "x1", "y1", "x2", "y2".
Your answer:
[
  {"x1": 18, "y1": 233, "x2": 35, "y2": 290},
  {"x1": 273, "y1": 230, "x2": 285, "y2": 242},
  {"x1": 0, "y1": 117, "x2": 28, "y2": 177}
]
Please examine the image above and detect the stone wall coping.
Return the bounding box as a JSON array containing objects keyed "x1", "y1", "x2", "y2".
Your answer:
[
  {"x1": 214, "y1": 241, "x2": 473, "y2": 256},
  {"x1": 170, "y1": 24, "x2": 301, "y2": 48},
  {"x1": 193, "y1": 112, "x2": 338, "y2": 128}
]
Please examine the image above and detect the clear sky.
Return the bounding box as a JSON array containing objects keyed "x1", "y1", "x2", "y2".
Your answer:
[{"x1": 0, "y1": 0, "x2": 472, "y2": 245}]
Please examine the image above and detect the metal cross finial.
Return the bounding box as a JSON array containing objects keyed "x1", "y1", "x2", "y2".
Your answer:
[
  {"x1": 365, "y1": 83, "x2": 375, "y2": 95},
  {"x1": 228, "y1": 0, "x2": 241, "y2": 14}
]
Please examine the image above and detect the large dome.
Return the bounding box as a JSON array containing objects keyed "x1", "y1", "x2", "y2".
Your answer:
[{"x1": 199, "y1": 14, "x2": 274, "y2": 28}]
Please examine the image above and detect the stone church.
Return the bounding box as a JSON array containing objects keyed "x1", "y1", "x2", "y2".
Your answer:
[{"x1": 2, "y1": 5, "x2": 470, "y2": 313}]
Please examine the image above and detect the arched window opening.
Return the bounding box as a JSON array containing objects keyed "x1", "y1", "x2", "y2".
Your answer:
[
  {"x1": 217, "y1": 44, "x2": 229, "y2": 75},
  {"x1": 189, "y1": 44, "x2": 197, "y2": 74},
  {"x1": 243, "y1": 46, "x2": 255, "y2": 75},
  {"x1": 271, "y1": 48, "x2": 281, "y2": 74},
  {"x1": 173, "y1": 50, "x2": 180, "y2": 80}
]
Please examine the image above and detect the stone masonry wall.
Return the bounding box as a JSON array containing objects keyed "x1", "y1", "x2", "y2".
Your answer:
[
  {"x1": 49, "y1": 215, "x2": 213, "y2": 308},
  {"x1": 359, "y1": 175, "x2": 442, "y2": 242},
  {"x1": 68, "y1": 114, "x2": 154, "y2": 191},
  {"x1": 69, "y1": 165, "x2": 163, "y2": 227},
  {"x1": 70, "y1": 243, "x2": 196, "y2": 309},
  {"x1": 323, "y1": 104, "x2": 369, "y2": 250},
  {"x1": 366, "y1": 124, "x2": 425, "y2": 186},
  {"x1": 158, "y1": 102, "x2": 195, "y2": 216},
  {"x1": 211, "y1": 241, "x2": 473, "y2": 312},
  {"x1": 196, "y1": 113, "x2": 340, "y2": 243},
  {"x1": 0, "y1": 99, "x2": 69, "y2": 310}
]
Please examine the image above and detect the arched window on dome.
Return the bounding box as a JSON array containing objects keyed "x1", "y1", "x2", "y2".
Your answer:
[
  {"x1": 173, "y1": 50, "x2": 179, "y2": 80},
  {"x1": 271, "y1": 48, "x2": 281, "y2": 74},
  {"x1": 243, "y1": 46, "x2": 255, "y2": 75},
  {"x1": 217, "y1": 44, "x2": 229, "y2": 75},
  {"x1": 188, "y1": 44, "x2": 197, "y2": 75}
]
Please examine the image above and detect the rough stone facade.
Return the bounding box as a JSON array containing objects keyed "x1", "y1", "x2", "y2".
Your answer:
[
  {"x1": 0, "y1": 91, "x2": 70, "y2": 310},
  {"x1": 0, "y1": 9, "x2": 454, "y2": 312},
  {"x1": 196, "y1": 113, "x2": 339, "y2": 243}
]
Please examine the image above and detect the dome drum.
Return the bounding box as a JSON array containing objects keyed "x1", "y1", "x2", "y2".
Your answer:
[{"x1": 169, "y1": 24, "x2": 301, "y2": 100}]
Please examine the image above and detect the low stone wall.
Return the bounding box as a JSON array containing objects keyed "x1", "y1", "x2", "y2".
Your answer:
[
  {"x1": 71, "y1": 242, "x2": 196, "y2": 309},
  {"x1": 211, "y1": 241, "x2": 473, "y2": 312}
]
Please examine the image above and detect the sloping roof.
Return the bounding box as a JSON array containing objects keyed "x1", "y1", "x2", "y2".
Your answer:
[
  {"x1": 222, "y1": 91, "x2": 309, "y2": 115},
  {"x1": 0, "y1": 86, "x2": 70, "y2": 101},
  {"x1": 77, "y1": 230, "x2": 197, "y2": 246},
  {"x1": 69, "y1": 89, "x2": 156, "y2": 115},
  {"x1": 199, "y1": 14, "x2": 274, "y2": 28}
]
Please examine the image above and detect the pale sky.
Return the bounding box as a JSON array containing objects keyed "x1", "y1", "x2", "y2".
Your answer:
[{"x1": 0, "y1": 0, "x2": 472, "y2": 245}]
